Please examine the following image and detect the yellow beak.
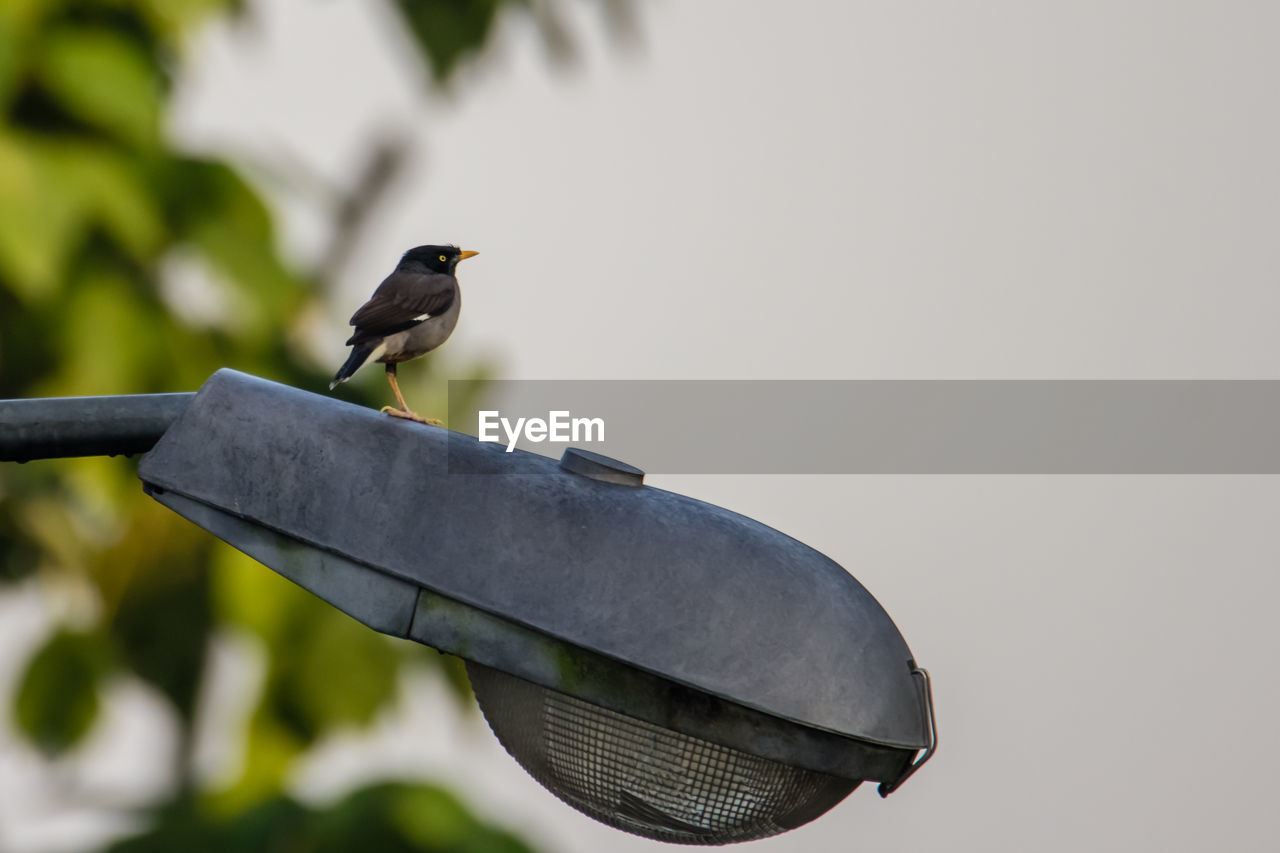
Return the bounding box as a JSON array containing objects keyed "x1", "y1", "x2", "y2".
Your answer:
[{"x1": 458, "y1": 250, "x2": 479, "y2": 261}]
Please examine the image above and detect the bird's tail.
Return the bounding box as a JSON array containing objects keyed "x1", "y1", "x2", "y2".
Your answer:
[{"x1": 329, "y1": 344, "x2": 377, "y2": 390}]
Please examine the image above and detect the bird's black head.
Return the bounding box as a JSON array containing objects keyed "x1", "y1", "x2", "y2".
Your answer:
[{"x1": 398, "y1": 245, "x2": 479, "y2": 275}]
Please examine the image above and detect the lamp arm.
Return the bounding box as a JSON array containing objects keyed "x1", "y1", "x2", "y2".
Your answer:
[{"x1": 0, "y1": 393, "x2": 194, "y2": 463}]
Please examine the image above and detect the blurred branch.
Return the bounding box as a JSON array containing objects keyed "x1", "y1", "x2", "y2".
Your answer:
[
  {"x1": 316, "y1": 135, "x2": 412, "y2": 292},
  {"x1": 600, "y1": 0, "x2": 641, "y2": 47},
  {"x1": 195, "y1": 132, "x2": 411, "y2": 295},
  {"x1": 528, "y1": 0, "x2": 578, "y2": 67}
]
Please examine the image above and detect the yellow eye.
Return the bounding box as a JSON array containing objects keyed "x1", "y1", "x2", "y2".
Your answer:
[{"x1": 439, "y1": 254, "x2": 447, "y2": 262}]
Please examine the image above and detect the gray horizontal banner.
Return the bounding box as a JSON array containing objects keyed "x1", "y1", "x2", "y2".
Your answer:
[{"x1": 446, "y1": 381, "x2": 1280, "y2": 474}]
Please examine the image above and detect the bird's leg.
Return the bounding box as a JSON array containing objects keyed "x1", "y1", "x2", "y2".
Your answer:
[
  {"x1": 380, "y1": 363, "x2": 442, "y2": 426},
  {"x1": 384, "y1": 363, "x2": 411, "y2": 411}
]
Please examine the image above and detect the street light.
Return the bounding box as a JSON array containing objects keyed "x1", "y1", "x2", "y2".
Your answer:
[{"x1": 2, "y1": 369, "x2": 936, "y2": 845}]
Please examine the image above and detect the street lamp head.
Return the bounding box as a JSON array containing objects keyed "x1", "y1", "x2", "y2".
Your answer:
[{"x1": 138, "y1": 370, "x2": 935, "y2": 844}]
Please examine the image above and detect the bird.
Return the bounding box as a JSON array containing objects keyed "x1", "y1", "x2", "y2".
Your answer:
[{"x1": 330, "y1": 244, "x2": 478, "y2": 425}]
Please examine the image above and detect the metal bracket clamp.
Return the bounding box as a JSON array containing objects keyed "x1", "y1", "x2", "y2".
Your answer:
[{"x1": 878, "y1": 667, "x2": 936, "y2": 797}]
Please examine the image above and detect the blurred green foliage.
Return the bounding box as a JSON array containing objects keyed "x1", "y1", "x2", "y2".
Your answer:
[
  {"x1": 106, "y1": 783, "x2": 535, "y2": 853},
  {"x1": 15, "y1": 628, "x2": 113, "y2": 755},
  {"x1": 1, "y1": 0, "x2": 628, "y2": 849}
]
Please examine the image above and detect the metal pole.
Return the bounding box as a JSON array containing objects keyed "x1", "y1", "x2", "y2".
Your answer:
[{"x1": 0, "y1": 393, "x2": 194, "y2": 463}]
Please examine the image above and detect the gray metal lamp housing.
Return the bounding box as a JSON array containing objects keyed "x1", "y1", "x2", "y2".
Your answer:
[{"x1": 137, "y1": 370, "x2": 936, "y2": 844}]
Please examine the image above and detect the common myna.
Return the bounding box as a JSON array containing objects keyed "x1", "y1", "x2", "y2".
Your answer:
[{"x1": 330, "y1": 245, "x2": 478, "y2": 425}]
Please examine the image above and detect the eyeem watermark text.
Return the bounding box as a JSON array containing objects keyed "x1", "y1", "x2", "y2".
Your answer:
[{"x1": 478, "y1": 410, "x2": 605, "y2": 452}]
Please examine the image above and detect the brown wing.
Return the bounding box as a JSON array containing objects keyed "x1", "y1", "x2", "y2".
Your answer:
[{"x1": 346, "y1": 270, "x2": 456, "y2": 342}]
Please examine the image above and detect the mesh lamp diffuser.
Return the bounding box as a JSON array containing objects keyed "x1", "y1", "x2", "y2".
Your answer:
[{"x1": 137, "y1": 370, "x2": 936, "y2": 844}]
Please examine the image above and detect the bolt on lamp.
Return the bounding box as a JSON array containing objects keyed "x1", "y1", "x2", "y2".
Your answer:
[{"x1": 2, "y1": 369, "x2": 936, "y2": 844}]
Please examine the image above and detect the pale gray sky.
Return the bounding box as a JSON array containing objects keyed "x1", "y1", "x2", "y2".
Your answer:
[{"x1": 3, "y1": 1, "x2": 1279, "y2": 851}]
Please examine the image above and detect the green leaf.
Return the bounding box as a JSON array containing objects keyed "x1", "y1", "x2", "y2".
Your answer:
[
  {"x1": 15, "y1": 629, "x2": 112, "y2": 756},
  {"x1": 0, "y1": 504, "x2": 41, "y2": 583},
  {"x1": 107, "y1": 795, "x2": 310, "y2": 853},
  {"x1": 50, "y1": 267, "x2": 165, "y2": 396},
  {"x1": 339, "y1": 783, "x2": 539, "y2": 853},
  {"x1": 0, "y1": 6, "x2": 28, "y2": 110},
  {"x1": 392, "y1": 0, "x2": 508, "y2": 83},
  {"x1": 0, "y1": 132, "x2": 88, "y2": 300},
  {"x1": 165, "y1": 159, "x2": 303, "y2": 342},
  {"x1": 109, "y1": 537, "x2": 214, "y2": 723},
  {"x1": 259, "y1": 602, "x2": 401, "y2": 741},
  {"x1": 292, "y1": 608, "x2": 401, "y2": 729},
  {"x1": 212, "y1": 552, "x2": 401, "y2": 798},
  {"x1": 43, "y1": 142, "x2": 165, "y2": 261},
  {"x1": 386, "y1": 785, "x2": 472, "y2": 849},
  {"x1": 214, "y1": 709, "x2": 306, "y2": 810},
  {"x1": 109, "y1": 785, "x2": 539, "y2": 853},
  {"x1": 38, "y1": 27, "x2": 162, "y2": 147},
  {"x1": 211, "y1": 546, "x2": 301, "y2": 643}
]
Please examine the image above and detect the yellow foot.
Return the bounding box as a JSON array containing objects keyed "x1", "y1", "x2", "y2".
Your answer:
[{"x1": 380, "y1": 406, "x2": 442, "y2": 426}]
